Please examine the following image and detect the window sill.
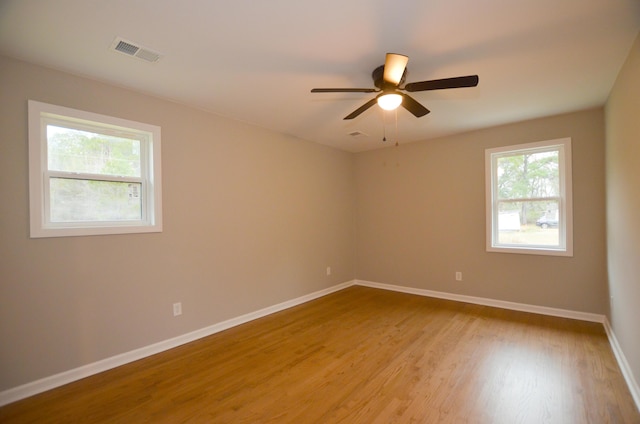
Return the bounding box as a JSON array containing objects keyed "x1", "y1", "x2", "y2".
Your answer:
[{"x1": 486, "y1": 245, "x2": 573, "y2": 257}]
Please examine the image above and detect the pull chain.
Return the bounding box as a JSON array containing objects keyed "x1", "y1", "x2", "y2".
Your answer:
[
  {"x1": 395, "y1": 108, "x2": 399, "y2": 147},
  {"x1": 382, "y1": 108, "x2": 387, "y2": 142}
]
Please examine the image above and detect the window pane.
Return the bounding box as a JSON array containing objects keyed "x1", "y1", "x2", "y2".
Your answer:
[
  {"x1": 49, "y1": 178, "x2": 142, "y2": 222},
  {"x1": 497, "y1": 150, "x2": 559, "y2": 200},
  {"x1": 497, "y1": 200, "x2": 559, "y2": 246},
  {"x1": 47, "y1": 125, "x2": 141, "y2": 177}
]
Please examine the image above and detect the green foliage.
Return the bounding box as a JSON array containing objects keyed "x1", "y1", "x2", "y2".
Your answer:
[
  {"x1": 46, "y1": 125, "x2": 142, "y2": 222},
  {"x1": 496, "y1": 150, "x2": 559, "y2": 224},
  {"x1": 47, "y1": 125, "x2": 140, "y2": 177},
  {"x1": 50, "y1": 178, "x2": 141, "y2": 222},
  {"x1": 497, "y1": 151, "x2": 558, "y2": 199}
]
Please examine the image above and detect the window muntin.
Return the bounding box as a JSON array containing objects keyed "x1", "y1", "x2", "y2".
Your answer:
[
  {"x1": 29, "y1": 101, "x2": 162, "y2": 238},
  {"x1": 486, "y1": 138, "x2": 572, "y2": 256}
]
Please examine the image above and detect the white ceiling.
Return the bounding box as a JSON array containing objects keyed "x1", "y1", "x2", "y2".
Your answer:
[{"x1": 1, "y1": 0, "x2": 638, "y2": 152}]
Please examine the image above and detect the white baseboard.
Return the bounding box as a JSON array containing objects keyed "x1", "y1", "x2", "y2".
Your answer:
[
  {"x1": 0, "y1": 280, "x2": 355, "y2": 407},
  {"x1": 603, "y1": 318, "x2": 640, "y2": 412},
  {"x1": 355, "y1": 280, "x2": 605, "y2": 322}
]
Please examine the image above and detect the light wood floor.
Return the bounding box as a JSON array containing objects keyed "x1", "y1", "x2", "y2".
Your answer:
[{"x1": 1, "y1": 286, "x2": 638, "y2": 423}]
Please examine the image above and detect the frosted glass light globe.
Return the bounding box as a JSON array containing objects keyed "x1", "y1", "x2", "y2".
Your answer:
[{"x1": 377, "y1": 93, "x2": 403, "y2": 110}]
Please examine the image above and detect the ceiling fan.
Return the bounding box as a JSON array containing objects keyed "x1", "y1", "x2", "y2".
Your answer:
[{"x1": 311, "y1": 53, "x2": 479, "y2": 120}]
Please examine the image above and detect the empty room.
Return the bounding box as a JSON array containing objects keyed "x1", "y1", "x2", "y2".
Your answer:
[{"x1": 1, "y1": 1, "x2": 639, "y2": 422}]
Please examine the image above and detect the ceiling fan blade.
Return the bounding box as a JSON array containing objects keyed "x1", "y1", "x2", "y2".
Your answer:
[
  {"x1": 383, "y1": 53, "x2": 409, "y2": 86},
  {"x1": 404, "y1": 75, "x2": 479, "y2": 92},
  {"x1": 400, "y1": 93, "x2": 430, "y2": 117},
  {"x1": 344, "y1": 98, "x2": 378, "y2": 120},
  {"x1": 311, "y1": 88, "x2": 377, "y2": 93}
]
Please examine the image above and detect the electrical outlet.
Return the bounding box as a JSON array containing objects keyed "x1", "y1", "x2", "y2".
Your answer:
[
  {"x1": 173, "y1": 302, "x2": 182, "y2": 316},
  {"x1": 455, "y1": 272, "x2": 462, "y2": 281},
  {"x1": 326, "y1": 266, "x2": 331, "y2": 276}
]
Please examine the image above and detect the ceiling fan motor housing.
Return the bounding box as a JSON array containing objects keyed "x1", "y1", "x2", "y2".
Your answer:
[{"x1": 372, "y1": 65, "x2": 406, "y2": 90}]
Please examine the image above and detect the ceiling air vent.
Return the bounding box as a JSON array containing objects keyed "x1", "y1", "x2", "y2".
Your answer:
[
  {"x1": 110, "y1": 37, "x2": 162, "y2": 63},
  {"x1": 348, "y1": 131, "x2": 368, "y2": 138}
]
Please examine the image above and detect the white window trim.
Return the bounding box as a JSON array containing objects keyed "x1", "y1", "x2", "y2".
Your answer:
[
  {"x1": 485, "y1": 138, "x2": 573, "y2": 257},
  {"x1": 28, "y1": 100, "x2": 163, "y2": 238}
]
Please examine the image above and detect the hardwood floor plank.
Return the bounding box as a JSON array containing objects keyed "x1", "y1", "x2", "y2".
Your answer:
[{"x1": 1, "y1": 286, "x2": 638, "y2": 423}]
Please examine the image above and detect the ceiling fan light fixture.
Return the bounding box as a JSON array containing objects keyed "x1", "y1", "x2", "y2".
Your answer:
[
  {"x1": 311, "y1": 52, "x2": 475, "y2": 120},
  {"x1": 377, "y1": 93, "x2": 403, "y2": 111}
]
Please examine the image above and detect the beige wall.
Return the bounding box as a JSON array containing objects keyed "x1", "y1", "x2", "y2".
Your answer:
[
  {"x1": 355, "y1": 108, "x2": 608, "y2": 313},
  {"x1": 0, "y1": 56, "x2": 356, "y2": 391},
  {"x1": 605, "y1": 33, "x2": 640, "y2": 387}
]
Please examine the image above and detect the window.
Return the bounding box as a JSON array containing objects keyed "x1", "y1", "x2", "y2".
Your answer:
[
  {"x1": 28, "y1": 100, "x2": 162, "y2": 238},
  {"x1": 485, "y1": 138, "x2": 572, "y2": 256}
]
